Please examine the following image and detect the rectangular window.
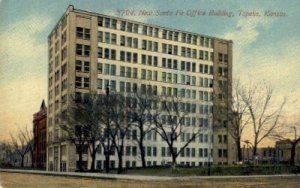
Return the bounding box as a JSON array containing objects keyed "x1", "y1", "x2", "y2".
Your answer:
[
  {"x1": 84, "y1": 61, "x2": 89, "y2": 72},
  {"x1": 133, "y1": 68, "x2": 138, "y2": 78},
  {"x1": 97, "y1": 79, "x2": 103, "y2": 89},
  {"x1": 141, "y1": 69, "x2": 146, "y2": 79},
  {"x1": 97, "y1": 63, "x2": 103, "y2": 73},
  {"x1": 105, "y1": 32, "x2": 110, "y2": 43},
  {"x1": 120, "y1": 51, "x2": 125, "y2": 61},
  {"x1": 98, "y1": 47, "x2": 103, "y2": 58},
  {"x1": 84, "y1": 77, "x2": 89, "y2": 88},
  {"x1": 84, "y1": 45, "x2": 90, "y2": 56},
  {"x1": 120, "y1": 66, "x2": 125, "y2": 77},
  {"x1": 127, "y1": 37, "x2": 132, "y2": 47},
  {"x1": 76, "y1": 27, "x2": 83, "y2": 38},
  {"x1": 111, "y1": 33, "x2": 116, "y2": 44},
  {"x1": 111, "y1": 19, "x2": 117, "y2": 29},
  {"x1": 98, "y1": 31, "x2": 103, "y2": 42}
]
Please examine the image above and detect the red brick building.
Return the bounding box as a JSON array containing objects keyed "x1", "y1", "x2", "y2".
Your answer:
[{"x1": 33, "y1": 100, "x2": 47, "y2": 169}]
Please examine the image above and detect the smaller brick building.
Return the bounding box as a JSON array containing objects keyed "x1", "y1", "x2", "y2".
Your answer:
[{"x1": 33, "y1": 100, "x2": 47, "y2": 169}]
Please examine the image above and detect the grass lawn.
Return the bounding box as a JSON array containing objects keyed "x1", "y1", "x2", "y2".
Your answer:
[{"x1": 122, "y1": 165, "x2": 300, "y2": 176}]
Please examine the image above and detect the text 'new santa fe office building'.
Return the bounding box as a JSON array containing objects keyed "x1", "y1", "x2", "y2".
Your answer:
[{"x1": 47, "y1": 5, "x2": 234, "y2": 172}]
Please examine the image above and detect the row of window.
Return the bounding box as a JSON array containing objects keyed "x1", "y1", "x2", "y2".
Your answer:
[
  {"x1": 49, "y1": 63, "x2": 67, "y2": 87},
  {"x1": 97, "y1": 48, "x2": 214, "y2": 75},
  {"x1": 96, "y1": 79, "x2": 214, "y2": 102},
  {"x1": 160, "y1": 115, "x2": 210, "y2": 127},
  {"x1": 96, "y1": 63, "x2": 213, "y2": 88},
  {"x1": 98, "y1": 16, "x2": 213, "y2": 48},
  {"x1": 96, "y1": 79, "x2": 214, "y2": 101},
  {"x1": 97, "y1": 31, "x2": 214, "y2": 61}
]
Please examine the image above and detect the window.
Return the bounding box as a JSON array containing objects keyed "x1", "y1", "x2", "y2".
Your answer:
[
  {"x1": 84, "y1": 77, "x2": 89, "y2": 88},
  {"x1": 104, "y1": 48, "x2": 109, "y2": 59},
  {"x1": 76, "y1": 27, "x2": 83, "y2": 38},
  {"x1": 97, "y1": 63, "x2": 103, "y2": 73},
  {"x1": 162, "y1": 43, "x2": 167, "y2": 53},
  {"x1": 126, "y1": 67, "x2": 131, "y2": 78},
  {"x1": 133, "y1": 38, "x2": 138, "y2": 48},
  {"x1": 120, "y1": 81, "x2": 125, "y2": 92},
  {"x1": 98, "y1": 17, "x2": 103, "y2": 26},
  {"x1": 76, "y1": 60, "x2": 81, "y2": 71},
  {"x1": 133, "y1": 24, "x2": 139, "y2": 33},
  {"x1": 84, "y1": 45, "x2": 90, "y2": 56},
  {"x1": 121, "y1": 21, "x2": 126, "y2": 31},
  {"x1": 127, "y1": 37, "x2": 132, "y2": 47},
  {"x1": 120, "y1": 51, "x2": 125, "y2": 61},
  {"x1": 84, "y1": 61, "x2": 89, "y2": 72},
  {"x1": 111, "y1": 19, "x2": 117, "y2": 29},
  {"x1": 97, "y1": 79, "x2": 102, "y2": 89},
  {"x1": 141, "y1": 69, "x2": 146, "y2": 79},
  {"x1": 142, "y1": 54, "x2": 146, "y2": 64},
  {"x1": 126, "y1": 52, "x2": 131, "y2": 62},
  {"x1": 111, "y1": 33, "x2": 116, "y2": 44},
  {"x1": 120, "y1": 66, "x2": 125, "y2": 77},
  {"x1": 199, "y1": 148, "x2": 203, "y2": 157},
  {"x1": 76, "y1": 27, "x2": 90, "y2": 40},
  {"x1": 161, "y1": 147, "x2": 166, "y2": 157},
  {"x1": 162, "y1": 72, "x2": 166, "y2": 82},
  {"x1": 104, "y1": 18, "x2": 110, "y2": 28},
  {"x1": 98, "y1": 47, "x2": 103, "y2": 58},
  {"x1": 133, "y1": 53, "x2": 138, "y2": 63},
  {"x1": 98, "y1": 31, "x2": 103, "y2": 42},
  {"x1": 120, "y1": 36, "x2": 125, "y2": 46},
  {"x1": 75, "y1": 77, "x2": 81, "y2": 88},
  {"x1": 133, "y1": 68, "x2": 138, "y2": 78}
]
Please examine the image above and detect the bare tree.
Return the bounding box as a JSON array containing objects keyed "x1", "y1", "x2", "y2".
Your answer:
[
  {"x1": 60, "y1": 95, "x2": 93, "y2": 172},
  {"x1": 228, "y1": 79, "x2": 250, "y2": 162},
  {"x1": 242, "y1": 82, "x2": 286, "y2": 158},
  {"x1": 10, "y1": 126, "x2": 33, "y2": 167},
  {"x1": 153, "y1": 96, "x2": 206, "y2": 168},
  {"x1": 97, "y1": 91, "x2": 118, "y2": 173},
  {"x1": 108, "y1": 93, "x2": 133, "y2": 174},
  {"x1": 128, "y1": 92, "x2": 155, "y2": 168}
]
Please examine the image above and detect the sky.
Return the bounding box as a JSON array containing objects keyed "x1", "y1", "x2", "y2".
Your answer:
[{"x1": 0, "y1": 0, "x2": 299, "y2": 146}]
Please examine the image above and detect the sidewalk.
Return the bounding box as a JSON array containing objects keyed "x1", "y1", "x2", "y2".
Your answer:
[{"x1": 0, "y1": 168, "x2": 299, "y2": 181}]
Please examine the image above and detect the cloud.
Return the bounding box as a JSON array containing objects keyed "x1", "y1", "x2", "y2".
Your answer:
[
  {"x1": 0, "y1": 15, "x2": 51, "y2": 74},
  {"x1": 223, "y1": 16, "x2": 272, "y2": 63}
]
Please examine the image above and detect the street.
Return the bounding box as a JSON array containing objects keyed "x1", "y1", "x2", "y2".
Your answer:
[{"x1": 0, "y1": 172, "x2": 299, "y2": 188}]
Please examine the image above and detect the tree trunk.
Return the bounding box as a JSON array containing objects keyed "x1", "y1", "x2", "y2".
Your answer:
[
  {"x1": 117, "y1": 150, "x2": 123, "y2": 174},
  {"x1": 252, "y1": 141, "x2": 258, "y2": 162},
  {"x1": 31, "y1": 151, "x2": 34, "y2": 168},
  {"x1": 236, "y1": 139, "x2": 242, "y2": 161},
  {"x1": 78, "y1": 151, "x2": 83, "y2": 171},
  {"x1": 171, "y1": 153, "x2": 177, "y2": 170},
  {"x1": 90, "y1": 151, "x2": 96, "y2": 171},
  {"x1": 21, "y1": 155, "x2": 24, "y2": 167},
  {"x1": 90, "y1": 142, "x2": 96, "y2": 171},
  {"x1": 139, "y1": 140, "x2": 146, "y2": 168},
  {"x1": 105, "y1": 154, "x2": 110, "y2": 173},
  {"x1": 290, "y1": 143, "x2": 296, "y2": 166}
]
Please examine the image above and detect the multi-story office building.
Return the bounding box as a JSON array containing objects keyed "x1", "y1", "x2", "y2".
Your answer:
[{"x1": 47, "y1": 5, "x2": 233, "y2": 172}]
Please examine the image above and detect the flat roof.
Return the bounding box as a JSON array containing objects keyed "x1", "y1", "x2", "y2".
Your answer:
[{"x1": 49, "y1": 5, "x2": 232, "y2": 44}]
